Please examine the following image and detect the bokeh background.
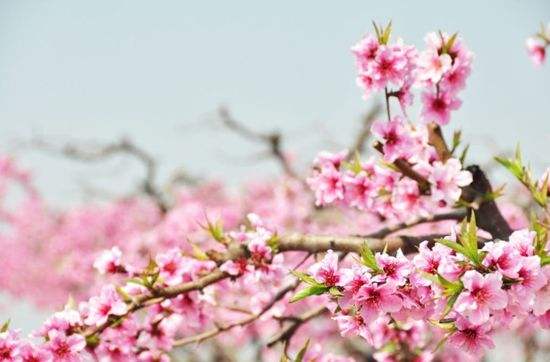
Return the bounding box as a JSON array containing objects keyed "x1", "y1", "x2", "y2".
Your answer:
[{"x1": 0, "y1": 0, "x2": 549, "y2": 345}]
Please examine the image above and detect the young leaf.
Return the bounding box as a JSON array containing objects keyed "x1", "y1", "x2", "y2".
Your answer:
[
  {"x1": 290, "y1": 285, "x2": 329, "y2": 303},
  {"x1": 360, "y1": 242, "x2": 381, "y2": 272},
  {"x1": 0, "y1": 319, "x2": 10, "y2": 333},
  {"x1": 291, "y1": 271, "x2": 319, "y2": 286},
  {"x1": 436, "y1": 238, "x2": 468, "y2": 256},
  {"x1": 294, "y1": 339, "x2": 310, "y2": 362}
]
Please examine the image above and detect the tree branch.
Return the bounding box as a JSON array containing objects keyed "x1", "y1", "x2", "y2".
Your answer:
[
  {"x1": 31, "y1": 137, "x2": 170, "y2": 212},
  {"x1": 266, "y1": 306, "x2": 327, "y2": 348},
  {"x1": 462, "y1": 165, "x2": 513, "y2": 239},
  {"x1": 218, "y1": 107, "x2": 298, "y2": 178},
  {"x1": 173, "y1": 280, "x2": 299, "y2": 346}
]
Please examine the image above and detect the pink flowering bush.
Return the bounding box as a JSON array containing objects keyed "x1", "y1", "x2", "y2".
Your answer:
[{"x1": 0, "y1": 21, "x2": 549, "y2": 362}]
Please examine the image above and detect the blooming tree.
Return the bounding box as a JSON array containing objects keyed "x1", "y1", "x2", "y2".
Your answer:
[{"x1": 0, "y1": 21, "x2": 549, "y2": 362}]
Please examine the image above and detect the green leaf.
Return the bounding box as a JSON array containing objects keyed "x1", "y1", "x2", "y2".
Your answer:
[
  {"x1": 372, "y1": 21, "x2": 381, "y2": 41},
  {"x1": 459, "y1": 144, "x2": 469, "y2": 165},
  {"x1": 541, "y1": 254, "x2": 550, "y2": 266},
  {"x1": 436, "y1": 238, "x2": 468, "y2": 256},
  {"x1": 291, "y1": 271, "x2": 318, "y2": 286},
  {"x1": 329, "y1": 286, "x2": 343, "y2": 297},
  {"x1": 530, "y1": 214, "x2": 549, "y2": 255},
  {"x1": 290, "y1": 285, "x2": 329, "y2": 303},
  {"x1": 0, "y1": 319, "x2": 10, "y2": 333},
  {"x1": 267, "y1": 234, "x2": 280, "y2": 253},
  {"x1": 360, "y1": 242, "x2": 381, "y2": 272},
  {"x1": 451, "y1": 130, "x2": 461, "y2": 154},
  {"x1": 443, "y1": 32, "x2": 458, "y2": 54},
  {"x1": 85, "y1": 334, "x2": 101, "y2": 348},
  {"x1": 381, "y1": 20, "x2": 392, "y2": 44},
  {"x1": 294, "y1": 339, "x2": 310, "y2": 362},
  {"x1": 443, "y1": 291, "x2": 461, "y2": 317}
]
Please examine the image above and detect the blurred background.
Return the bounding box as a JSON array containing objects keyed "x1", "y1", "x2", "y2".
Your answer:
[{"x1": 0, "y1": 0, "x2": 549, "y2": 339}]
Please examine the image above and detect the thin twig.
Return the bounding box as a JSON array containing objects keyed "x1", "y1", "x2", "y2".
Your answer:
[
  {"x1": 266, "y1": 306, "x2": 327, "y2": 348},
  {"x1": 218, "y1": 107, "x2": 298, "y2": 178},
  {"x1": 31, "y1": 137, "x2": 170, "y2": 211}
]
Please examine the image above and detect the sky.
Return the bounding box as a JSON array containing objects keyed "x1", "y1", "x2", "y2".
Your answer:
[{"x1": 0, "y1": 0, "x2": 549, "y2": 332}]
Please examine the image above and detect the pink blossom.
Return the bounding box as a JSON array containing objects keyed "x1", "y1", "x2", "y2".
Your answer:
[
  {"x1": 481, "y1": 242, "x2": 521, "y2": 278},
  {"x1": 45, "y1": 331, "x2": 86, "y2": 362},
  {"x1": 455, "y1": 271, "x2": 508, "y2": 325},
  {"x1": 428, "y1": 158, "x2": 472, "y2": 206},
  {"x1": 342, "y1": 171, "x2": 375, "y2": 211},
  {"x1": 533, "y1": 267, "x2": 550, "y2": 316},
  {"x1": 0, "y1": 330, "x2": 20, "y2": 361},
  {"x1": 510, "y1": 256, "x2": 547, "y2": 299},
  {"x1": 448, "y1": 317, "x2": 495, "y2": 356},
  {"x1": 19, "y1": 343, "x2": 53, "y2": 362},
  {"x1": 156, "y1": 248, "x2": 186, "y2": 286},
  {"x1": 333, "y1": 312, "x2": 372, "y2": 342},
  {"x1": 370, "y1": 46, "x2": 408, "y2": 88},
  {"x1": 220, "y1": 258, "x2": 252, "y2": 276},
  {"x1": 356, "y1": 282, "x2": 402, "y2": 323},
  {"x1": 421, "y1": 90, "x2": 461, "y2": 126},
  {"x1": 308, "y1": 250, "x2": 341, "y2": 286},
  {"x1": 307, "y1": 166, "x2": 345, "y2": 206},
  {"x1": 371, "y1": 117, "x2": 414, "y2": 162},
  {"x1": 526, "y1": 37, "x2": 546, "y2": 66},
  {"x1": 440, "y1": 62, "x2": 471, "y2": 93},
  {"x1": 93, "y1": 246, "x2": 123, "y2": 274},
  {"x1": 84, "y1": 285, "x2": 128, "y2": 326},
  {"x1": 376, "y1": 250, "x2": 411, "y2": 286},
  {"x1": 339, "y1": 265, "x2": 372, "y2": 308},
  {"x1": 417, "y1": 51, "x2": 452, "y2": 84},
  {"x1": 352, "y1": 34, "x2": 380, "y2": 71},
  {"x1": 509, "y1": 229, "x2": 535, "y2": 256}
]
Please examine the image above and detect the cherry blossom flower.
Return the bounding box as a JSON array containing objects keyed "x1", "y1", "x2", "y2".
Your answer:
[
  {"x1": 526, "y1": 37, "x2": 546, "y2": 66},
  {"x1": 93, "y1": 246, "x2": 123, "y2": 274},
  {"x1": 420, "y1": 90, "x2": 461, "y2": 126},
  {"x1": 371, "y1": 117, "x2": 414, "y2": 162},
  {"x1": 0, "y1": 330, "x2": 20, "y2": 361},
  {"x1": 376, "y1": 249, "x2": 411, "y2": 285},
  {"x1": 356, "y1": 282, "x2": 402, "y2": 323},
  {"x1": 448, "y1": 317, "x2": 495, "y2": 356},
  {"x1": 156, "y1": 248, "x2": 186, "y2": 286},
  {"x1": 84, "y1": 285, "x2": 128, "y2": 326},
  {"x1": 45, "y1": 331, "x2": 86, "y2": 362},
  {"x1": 428, "y1": 158, "x2": 472, "y2": 206},
  {"x1": 454, "y1": 271, "x2": 508, "y2": 325},
  {"x1": 308, "y1": 250, "x2": 341, "y2": 286},
  {"x1": 417, "y1": 51, "x2": 452, "y2": 84}
]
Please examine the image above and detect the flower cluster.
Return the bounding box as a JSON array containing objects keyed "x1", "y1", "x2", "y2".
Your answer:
[
  {"x1": 352, "y1": 23, "x2": 417, "y2": 109},
  {"x1": 352, "y1": 24, "x2": 472, "y2": 125},
  {"x1": 303, "y1": 227, "x2": 550, "y2": 361},
  {"x1": 417, "y1": 32, "x2": 472, "y2": 125},
  {"x1": 307, "y1": 147, "x2": 471, "y2": 220},
  {"x1": 526, "y1": 23, "x2": 550, "y2": 66}
]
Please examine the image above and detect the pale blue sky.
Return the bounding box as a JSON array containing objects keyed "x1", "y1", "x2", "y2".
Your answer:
[{"x1": 0, "y1": 0, "x2": 549, "y2": 331}]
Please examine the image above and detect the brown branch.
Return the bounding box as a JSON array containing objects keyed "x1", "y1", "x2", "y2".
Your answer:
[
  {"x1": 266, "y1": 306, "x2": 327, "y2": 348},
  {"x1": 84, "y1": 232, "x2": 443, "y2": 340},
  {"x1": 173, "y1": 280, "x2": 299, "y2": 346},
  {"x1": 31, "y1": 137, "x2": 170, "y2": 212},
  {"x1": 373, "y1": 142, "x2": 431, "y2": 193},
  {"x1": 462, "y1": 165, "x2": 513, "y2": 239},
  {"x1": 218, "y1": 107, "x2": 298, "y2": 178},
  {"x1": 365, "y1": 209, "x2": 467, "y2": 238},
  {"x1": 277, "y1": 233, "x2": 445, "y2": 255}
]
